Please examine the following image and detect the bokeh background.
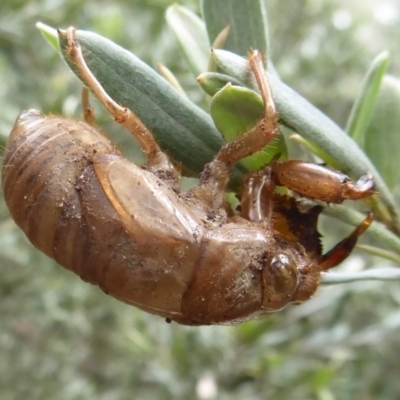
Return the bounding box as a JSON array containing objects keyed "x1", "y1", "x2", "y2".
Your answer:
[{"x1": 1, "y1": 0, "x2": 400, "y2": 399}]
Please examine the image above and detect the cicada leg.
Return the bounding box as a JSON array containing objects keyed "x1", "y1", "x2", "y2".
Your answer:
[
  {"x1": 62, "y1": 27, "x2": 178, "y2": 180},
  {"x1": 81, "y1": 87, "x2": 95, "y2": 126},
  {"x1": 192, "y1": 50, "x2": 280, "y2": 210},
  {"x1": 318, "y1": 212, "x2": 374, "y2": 270},
  {"x1": 270, "y1": 160, "x2": 374, "y2": 203},
  {"x1": 240, "y1": 169, "x2": 274, "y2": 223}
]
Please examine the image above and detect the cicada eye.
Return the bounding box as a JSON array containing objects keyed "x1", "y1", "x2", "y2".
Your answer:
[{"x1": 264, "y1": 253, "x2": 299, "y2": 295}]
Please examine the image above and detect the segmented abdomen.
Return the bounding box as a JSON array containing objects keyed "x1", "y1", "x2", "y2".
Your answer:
[{"x1": 2, "y1": 110, "x2": 132, "y2": 281}]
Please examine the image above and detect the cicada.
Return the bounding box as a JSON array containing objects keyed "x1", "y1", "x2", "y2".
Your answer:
[{"x1": 2, "y1": 28, "x2": 374, "y2": 325}]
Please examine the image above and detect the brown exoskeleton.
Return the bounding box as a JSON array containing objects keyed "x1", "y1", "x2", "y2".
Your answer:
[{"x1": 2, "y1": 27, "x2": 374, "y2": 325}]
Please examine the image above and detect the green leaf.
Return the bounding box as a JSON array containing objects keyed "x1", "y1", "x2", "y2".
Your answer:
[
  {"x1": 197, "y1": 71, "x2": 242, "y2": 96},
  {"x1": 157, "y1": 63, "x2": 188, "y2": 98},
  {"x1": 210, "y1": 83, "x2": 286, "y2": 170},
  {"x1": 202, "y1": 0, "x2": 270, "y2": 57},
  {"x1": 36, "y1": 22, "x2": 60, "y2": 53},
  {"x1": 212, "y1": 48, "x2": 400, "y2": 231},
  {"x1": 165, "y1": 4, "x2": 210, "y2": 76},
  {"x1": 289, "y1": 134, "x2": 343, "y2": 170},
  {"x1": 357, "y1": 245, "x2": 400, "y2": 265},
  {"x1": 56, "y1": 29, "x2": 246, "y2": 186},
  {"x1": 323, "y1": 205, "x2": 400, "y2": 255},
  {"x1": 321, "y1": 268, "x2": 400, "y2": 284},
  {"x1": 211, "y1": 84, "x2": 264, "y2": 141},
  {"x1": 364, "y1": 75, "x2": 400, "y2": 191},
  {"x1": 346, "y1": 51, "x2": 389, "y2": 145}
]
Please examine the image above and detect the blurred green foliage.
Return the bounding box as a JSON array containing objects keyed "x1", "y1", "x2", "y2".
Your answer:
[{"x1": 1, "y1": 0, "x2": 400, "y2": 399}]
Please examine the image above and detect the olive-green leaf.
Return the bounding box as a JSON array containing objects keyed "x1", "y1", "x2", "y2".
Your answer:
[
  {"x1": 289, "y1": 134, "x2": 343, "y2": 170},
  {"x1": 346, "y1": 51, "x2": 389, "y2": 145},
  {"x1": 165, "y1": 5, "x2": 210, "y2": 76},
  {"x1": 211, "y1": 84, "x2": 264, "y2": 141},
  {"x1": 323, "y1": 205, "x2": 400, "y2": 255},
  {"x1": 365, "y1": 75, "x2": 400, "y2": 191},
  {"x1": 56, "y1": 29, "x2": 245, "y2": 185},
  {"x1": 210, "y1": 83, "x2": 286, "y2": 170},
  {"x1": 321, "y1": 268, "x2": 400, "y2": 284},
  {"x1": 36, "y1": 22, "x2": 60, "y2": 53},
  {"x1": 197, "y1": 72, "x2": 242, "y2": 96},
  {"x1": 202, "y1": 0, "x2": 269, "y2": 57}
]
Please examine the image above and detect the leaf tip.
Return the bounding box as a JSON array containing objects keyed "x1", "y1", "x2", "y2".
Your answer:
[
  {"x1": 377, "y1": 50, "x2": 390, "y2": 61},
  {"x1": 36, "y1": 22, "x2": 61, "y2": 53},
  {"x1": 165, "y1": 3, "x2": 180, "y2": 17}
]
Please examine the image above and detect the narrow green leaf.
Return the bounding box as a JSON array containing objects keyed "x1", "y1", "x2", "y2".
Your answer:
[
  {"x1": 289, "y1": 134, "x2": 343, "y2": 170},
  {"x1": 364, "y1": 75, "x2": 400, "y2": 190},
  {"x1": 208, "y1": 25, "x2": 230, "y2": 72},
  {"x1": 323, "y1": 204, "x2": 400, "y2": 255},
  {"x1": 197, "y1": 72, "x2": 242, "y2": 96},
  {"x1": 36, "y1": 22, "x2": 60, "y2": 53},
  {"x1": 346, "y1": 51, "x2": 389, "y2": 145},
  {"x1": 202, "y1": 0, "x2": 270, "y2": 57},
  {"x1": 211, "y1": 25, "x2": 230, "y2": 49},
  {"x1": 210, "y1": 83, "x2": 285, "y2": 170},
  {"x1": 321, "y1": 268, "x2": 400, "y2": 284},
  {"x1": 56, "y1": 29, "x2": 245, "y2": 186},
  {"x1": 212, "y1": 48, "x2": 400, "y2": 231},
  {"x1": 357, "y1": 244, "x2": 400, "y2": 265},
  {"x1": 165, "y1": 5, "x2": 210, "y2": 76},
  {"x1": 157, "y1": 63, "x2": 188, "y2": 98}
]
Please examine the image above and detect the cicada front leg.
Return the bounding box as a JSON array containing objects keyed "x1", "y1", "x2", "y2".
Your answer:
[
  {"x1": 270, "y1": 160, "x2": 374, "y2": 203},
  {"x1": 191, "y1": 50, "x2": 280, "y2": 210}
]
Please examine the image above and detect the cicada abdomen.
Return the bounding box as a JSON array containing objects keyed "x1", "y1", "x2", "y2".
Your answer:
[
  {"x1": 2, "y1": 110, "x2": 130, "y2": 280},
  {"x1": 2, "y1": 110, "x2": 203, "y2": 321}
]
